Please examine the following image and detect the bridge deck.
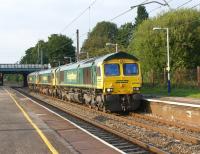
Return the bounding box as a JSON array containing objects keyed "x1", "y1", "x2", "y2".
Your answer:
[
  {"x1": 0, "y1": 64, "x2": 48, "y2": 86},
  {"x1": 0, "y1": 64, "x2": 48, "y2": 72}
]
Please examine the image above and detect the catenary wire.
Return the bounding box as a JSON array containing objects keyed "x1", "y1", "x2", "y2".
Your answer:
[
  {"x1": 191, "y1": 2, "x2": 200, "y2": 9},
  {"x1": 60, "y1": 0, "x2": 98, "y2": 33},
  {"x1": 110, "y1": 0, "x2": 149, "y2": 21},
  {"x1": 53, "y1": 0, "x2": 200, "y2": 61},
  {"x1": 149, "y1": 0, "x2": 173, "y2": 13},
  {"x1": 176, "y1": 0, "x2": 193, "y2": 9}
]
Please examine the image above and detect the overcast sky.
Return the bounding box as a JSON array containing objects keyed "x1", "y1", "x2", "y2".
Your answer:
[{"x1": 0, "y1": 0, "x2": 199, "y2": 63}]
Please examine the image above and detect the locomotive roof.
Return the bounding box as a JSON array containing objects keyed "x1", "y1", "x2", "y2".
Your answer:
[
  {"x1": 61, "y1": 51, "x2": 138, "y2": 69},
  {"x1": 94, "y1": 51, "x2": 138, "y2": 64},
  {"x1": 58, "y1": 59, "x2": 90, "y2": 71},
  {"x1": 28, "y1": 72, "x2": 38, "y2": 76},
  {"x1": 54, "y1": 51, "x2": 139, "y2": 71},
  {"x1": 38, "y1": 69, "x2": 52, "y2": 74}
]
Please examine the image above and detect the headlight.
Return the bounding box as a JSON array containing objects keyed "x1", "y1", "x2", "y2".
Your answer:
[
  {"x1": 133, "y1": 87, "x2": 140, "y2": 91},
  {"x1": 106, "y1": 88, "x2": 113, "y2": 92}
]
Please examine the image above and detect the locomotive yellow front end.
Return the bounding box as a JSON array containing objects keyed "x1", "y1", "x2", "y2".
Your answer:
[
  {"x1": 103, "y1": 59, "x2": 141, "y2": 95},
  {"x1": 101, "y1": 52, "x2": 142, "y2": 111}
]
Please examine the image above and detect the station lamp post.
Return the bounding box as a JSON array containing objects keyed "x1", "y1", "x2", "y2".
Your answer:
[
  {"x1": 106, "y1": 43, "x2": 118, "y2": 53},
  {"x1": 153, "y1": 27, "x2": 171, "y2": 94}
]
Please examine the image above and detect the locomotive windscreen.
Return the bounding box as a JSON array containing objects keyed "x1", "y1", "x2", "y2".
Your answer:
[
  {"x1": 104, "y1": 64, "x2": 120, "y2": 76},
  {"x1": 123, "y1": 63, "x2": 138, "y2": 76}
]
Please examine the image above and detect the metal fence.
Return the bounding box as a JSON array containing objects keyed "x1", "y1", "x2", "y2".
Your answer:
[{"x1": 142, "y1": 66, "x2": 200, "y2": 88}]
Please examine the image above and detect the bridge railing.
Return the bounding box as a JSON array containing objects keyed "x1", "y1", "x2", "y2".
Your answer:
[{"x1": 0, "y1": 64, "x2": 49, "y2": 69}]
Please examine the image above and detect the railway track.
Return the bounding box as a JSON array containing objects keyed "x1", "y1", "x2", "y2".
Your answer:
[
  {"x1": 119, "y1": 115, "x2": 200, "y2": 144},
  {"x1": 12, "y1": 88, "x2": 158, "y2": 154},
  {"x1": 13, "y1": 88, "x2": 200, "y2": 154},
  {"x1": 130, "y1": 113, "x2": 200, "y2": 133}
]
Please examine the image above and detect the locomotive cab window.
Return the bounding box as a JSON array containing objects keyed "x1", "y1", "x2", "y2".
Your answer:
[
  {"x1": 104, "y1": 64, "x2": 120, "y2": 76},
  {"x1": 123, "y1": 63, "x2": 138, "y2": 76}
]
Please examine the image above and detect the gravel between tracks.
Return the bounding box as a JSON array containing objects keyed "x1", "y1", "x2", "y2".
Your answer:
[{"x1": 125, "y1": 115, "x2": 200, "y2": 138}]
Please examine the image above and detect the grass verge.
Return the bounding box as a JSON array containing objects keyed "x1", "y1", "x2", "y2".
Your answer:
[{"x1": 141, "y1": 86, "x2": 200, "y2": 98}]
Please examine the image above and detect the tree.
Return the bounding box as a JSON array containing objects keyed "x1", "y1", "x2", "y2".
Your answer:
[
  {"x1": 134, "y1": 6, "x2": 149, "y2": 28},
  {"x1": 128, "y1": 9, "x2": 200, "y2": 78},
  {"x1": 20, "y1": 47, "x2": 37, "y2": 64},
  {"x1": 82, "y1": 21, "x2": 118, "y2": 57},
  {"x1": 20, "y1": 34, "x2": 75, "y2": 67},
  {"x1": 115, "y1": 6, "x2": 148, "y2": 51},
  {"x1": 46, "y1": 34, "x2": 75, "y2": 66},
  {"x1": 117, "y1": 23, "x2": 134, "y2": 49}
]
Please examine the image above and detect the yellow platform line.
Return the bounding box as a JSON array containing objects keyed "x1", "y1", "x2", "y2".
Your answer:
[{"x1": 5, "y1": 89, "x2": 59, "y2": 154}]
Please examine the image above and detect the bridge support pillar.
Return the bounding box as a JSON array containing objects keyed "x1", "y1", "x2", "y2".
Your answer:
[
  {"x1": 0, "y1": 73, "x2": 3, "y2": 86},
  {"x1": 23, "y1": 74, "x2": 28, "y2": 87}
]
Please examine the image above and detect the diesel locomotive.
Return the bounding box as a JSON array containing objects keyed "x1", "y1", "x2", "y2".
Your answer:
[{"x1": 28, "y1": 51, "x2": 142, "y2": 112}]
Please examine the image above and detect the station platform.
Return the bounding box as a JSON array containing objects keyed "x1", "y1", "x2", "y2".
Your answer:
[
  {"x1": 145, "y1": 95, "x2": 200, "y2": 108},
  {"x1": 143, "y1": 95, "x2": 200, "y2": 127},
  {"x1": 0, "y1": 87, "x2": 120, "y2": 154}
]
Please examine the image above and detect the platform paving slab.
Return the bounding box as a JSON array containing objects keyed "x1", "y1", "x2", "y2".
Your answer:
[
  {"x1": 0, "y1": 88, "x2": 51, "y2": 154},
  {"x1": 0, "y1": 87, "x2": 120, "y2": 154}
]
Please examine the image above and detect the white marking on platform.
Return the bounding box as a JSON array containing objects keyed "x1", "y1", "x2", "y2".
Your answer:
[
  {"x1": 146, "y1": 99, "x2": 200, "y2": 108},
  {"x1": 20, "y1": 98, "x2": 29, "y2": 101},
  {"x1": 36, "y1": 114, "x2": 46, "y2": 116}
]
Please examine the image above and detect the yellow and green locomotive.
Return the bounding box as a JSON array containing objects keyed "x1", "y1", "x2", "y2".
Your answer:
[{"x1": 28, "y1": 51, "x2": 142, "y2": 112}]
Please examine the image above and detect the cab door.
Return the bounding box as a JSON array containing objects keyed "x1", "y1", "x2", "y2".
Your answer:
[
  {"x1": 51, "y1": 69, "x2": 56, "y2": 86},
  {"x1": 92, "y1": 64, "x2": 97, "y2": 88}
]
